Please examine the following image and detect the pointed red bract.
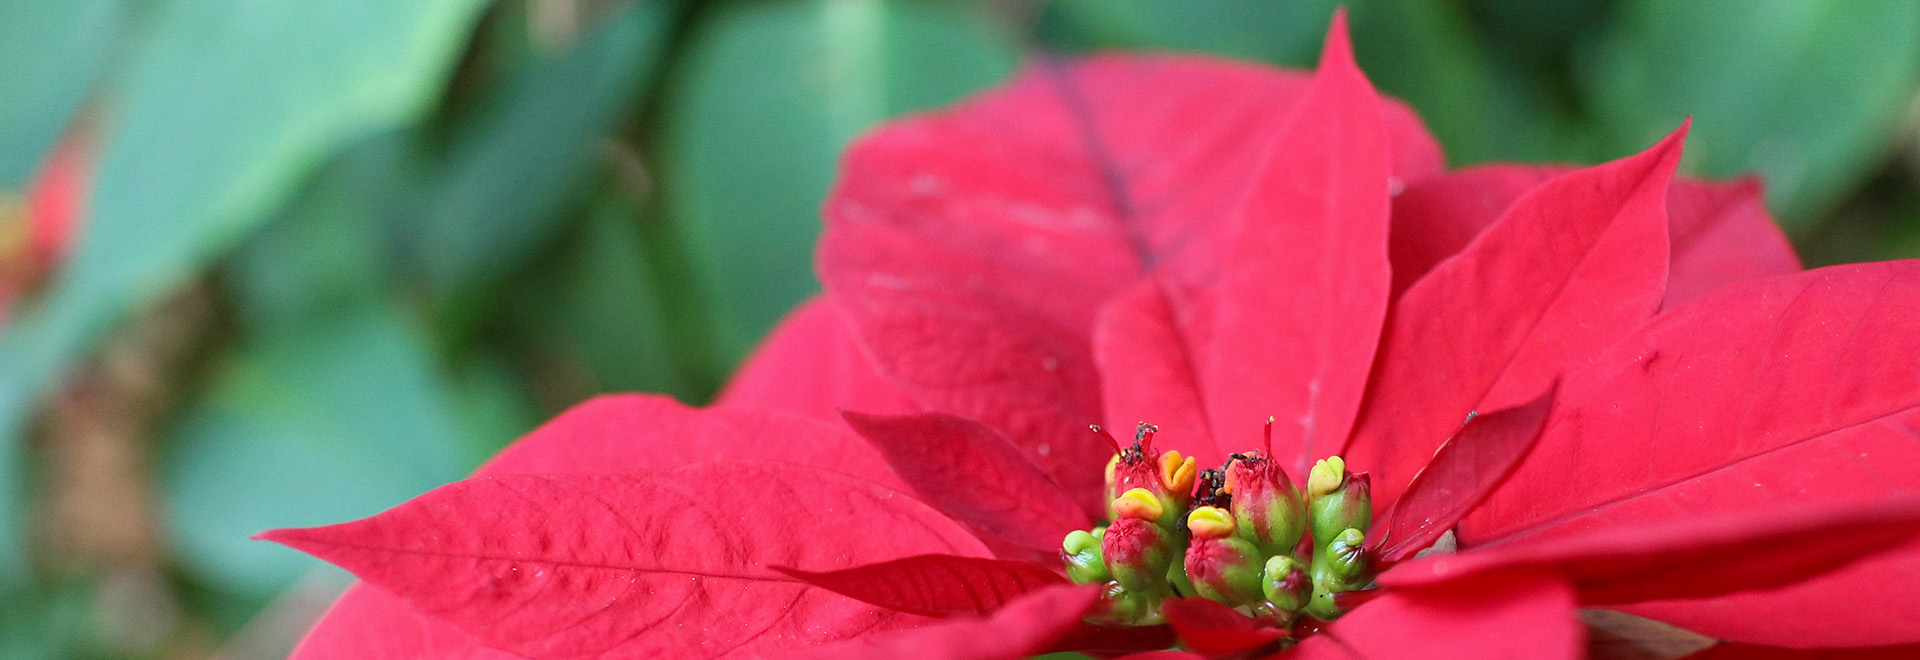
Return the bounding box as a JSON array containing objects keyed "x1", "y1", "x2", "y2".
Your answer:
[
  {"x1": 1388, "y1": 499, "x2": 1920, "y2": 605},
  {"x1": 1160, "y1": 597, "x2": 1284, "y2": 656},
  {"x1": 1389, "y1": 166, "x2": 1800, "y2": 307},
  {"x1": 842, "y1": 411, "x2": 1091, "y2": 549},
  {"x1": 774, "y1": 554, "x2": 1065, "y2": 617},
  {"x1": 1663, "y1": 178, "x2": 1802, "y2": 309},
  {"x1": 485, "y1": 393, "x2": 902, "y2": 490},
  {"x1": 261, "y1": 463, "x2": 987, "y2": 659},
  {"x1": 293, "y1": 394, "x2": 915, "y2": 659},
  {"x1": 1347, "y1": 125, "x2": 1686, "y2": 508},
  {"x1": 1204, "y1": 13, "x2": 1393, "y2": 473},
  {"x1": 1285, "y1": 569, "x2": 1581, "y2": 660},
  {"x1": 1387, "y1": 165, "x2": 1561, "y2": 298},
  {"x1": 718, "y1": 296, "x2": 917, "y2": 420},
  {"x1": 1466, "y1": 262, "x2": 1920, "y2": 645},
  {"x1": 783, "y1": 585, "x2": 1101, "y2": 660},
  {"x1": 820, "y1": 53, "x2": 1443, "y2": 507},
  {"x1": 1373, "y1": 386, "x2": 1555, "y2": 564},
  {"x1": 1094, "y1": 279, "x2": 1219, "y2": 466}
]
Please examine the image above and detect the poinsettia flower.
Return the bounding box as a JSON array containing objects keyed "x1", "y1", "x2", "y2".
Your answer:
[{"x1": 266, "y1": 12, "x2": 1920, "y2": 660}]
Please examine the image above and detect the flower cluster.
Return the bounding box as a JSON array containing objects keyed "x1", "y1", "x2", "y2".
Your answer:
[{"x1": 1065, "y1": 420, "x2": 1380, "y2": 638}]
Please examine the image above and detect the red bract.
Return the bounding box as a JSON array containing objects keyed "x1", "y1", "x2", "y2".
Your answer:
[{"x1": 269, "y1": 11, "x2": 1918, "y2": 660}]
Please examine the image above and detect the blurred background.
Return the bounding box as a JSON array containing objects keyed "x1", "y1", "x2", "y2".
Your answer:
[{"x1": 0, "y1": 0, "x2": 1916, "y2": 657}]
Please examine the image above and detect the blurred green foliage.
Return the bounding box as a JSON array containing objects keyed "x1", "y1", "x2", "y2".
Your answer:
[{"x1": 0, "y1": 0, "x2": 1915, "y2": 657}]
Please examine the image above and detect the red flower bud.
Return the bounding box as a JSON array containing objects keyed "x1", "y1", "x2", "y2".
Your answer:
[
  {"x1": 1103, "y1": 516, "x2": 1175, "y2": 594},
  {"x1": 1183, "y1": 507, "x2": 1265, "y2": 606},
  {"x1": 1223, "y1": 419, "x2": 1308, "y2": 556},
  {"x1": 1098, "y1": 423, "x2": 1197, "y2": 528}
]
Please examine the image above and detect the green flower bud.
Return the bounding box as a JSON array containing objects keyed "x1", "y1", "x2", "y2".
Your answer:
[
  {"x1": 1261, "y1": 555, "x2": 1310, "y2": 613},
  {"x1": 1325, "y1": 528, "x2": 1367, "y2": 582},
  {"x1": 1063, "y1": 529, "x2": 1111, "y2": 585},
  {"x1": 1103, "y1": 517, "x2": 1175, "y2": 593},
  {"x1": 1308, "y1": 467, "x2": 1371, "y2": 547},
  {"x1": 1184, "y1": 508, "x2": 1265, "y2": 606}
]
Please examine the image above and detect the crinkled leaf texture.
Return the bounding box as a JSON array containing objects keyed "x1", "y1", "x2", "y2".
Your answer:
[
  {"x1": 774, "y1": 554, "x2": 1064, "y2": 617},
  {"x1": 1285, "y1": 569, "x2": 1580, "y2": 660},
  {"x1": 783, "y1": 584, "x2": 1101, "y2": 660},
  {"x1": 1348, "y1": 125, "x2": 1684, "y2": 508},
  {"x1": 819, "y1": 47, "x2": 1444, "y2": 510},
  {"x1": 262, "y1": 462, "x2": 987, "y2": 659},
  {"x1": 842, "y1": 411, "x2": 1089, "y2": 552},
  {"x1": 1466, "y1": 262, "x2": 1920, "y2": 646},
  {"x1": 286, "y1": 396, "x2": 942, "y2": 659}
]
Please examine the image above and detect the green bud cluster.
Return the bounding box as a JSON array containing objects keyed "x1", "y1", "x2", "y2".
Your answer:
[{"x1": 1062, "y1": 419, "x2": 1379, "y2": 638}]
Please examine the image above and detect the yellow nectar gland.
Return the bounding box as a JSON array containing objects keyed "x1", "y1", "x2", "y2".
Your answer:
[
  {"x1": 1308, "y1": 456, "x2": 1347, "y2": 498},
  {"x1": 1112, "y1": 488, "x2": 1166, "y2": 522},
  {"x1": 1159, "y1": 451, "x2": 1197, "y2": 494},
  {"x1": 1186, "y1": 506, "x2": 1236, "y2": 539}
]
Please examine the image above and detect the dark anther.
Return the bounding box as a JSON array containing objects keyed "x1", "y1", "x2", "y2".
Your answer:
[{"x1": 1194, "y1": 468, "x2": 1231, "y2": 509}]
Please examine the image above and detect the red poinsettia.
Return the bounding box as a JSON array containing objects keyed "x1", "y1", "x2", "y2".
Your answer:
[{"x1": 265, "y1": 13, "x2": 1920, "y2": 660}]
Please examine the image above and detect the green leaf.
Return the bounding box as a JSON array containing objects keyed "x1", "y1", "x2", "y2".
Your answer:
[
  {"x1": 0, "y1": 0, "x2": 486, "y2": 567},
  {"x1": 0, "y1": 0, "x2": 129, "y2": 187},
  {"x1": 499, "y1": 191, "x2": 698, "y2": 404},
  {"x1": 0, "y1": 582, "x2": 96, "y2": 660},
  {"x1": 400, "y1": 2, "x2": 676, "y2": 326},
  {"x1": 1585, "y1": 0, "x2": 1920, "y2": 225},
  {"x1": 661, "y1": 0, "x2": 1017, "y2": 363},
  {"x1": 163, "y1": 303, "x2": 474, "y2": 595}
]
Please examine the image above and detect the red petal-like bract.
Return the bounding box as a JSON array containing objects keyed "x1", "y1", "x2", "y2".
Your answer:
[
  {"x1": 1372, "y1": 386, "x2": 1555, "y2": 564},
  {"x1": 1286, "y1": 569, "x2": 1581, "y2": 660},
  {"x1": 820, "y1": 47, "x2": 1444, "y2": 508},
  {"x1": 717, "y1": 297, "x2": 917, "y2": 421},
  {"x1": 1388, "y1": 499, "x2": 1920, "y2": 604},
  {"x1": 487, "y1": 393, "x2": 903, "y2": 491},
  {"x1": 1466, "y1": 262, "x2": 1920, "y2": 646},
  {"x1": 784, "y1": 584, "x2": 1101, "y2": 660},
  {"x1": 1161, "y1": 597, "x2": 1284, "y2": 656},
  {"x1": 1386, "y1": 165, "x2": 1560, "y2": 299},
  {"x1": 1205, "y1": 13, "x2": 1392, "y2": 473},
  {"x1": 1388, "y1": 167, "x2": 1799, "y2": 307},
  {"x1": 292, "y1": 583, "x2": 523, "y2": 660},
  {"x1": 842, "y1": 411, "x2": 1090, "y2": 551},
  {"x1": 774, "y1": 554, "x2": 1064, "y2": 617},
  {"x1": 1348, "y1": 125, "x2": 1685, "y2": 508},
  {"x1": 1095, "y1": 279, "x2": 1220, "y2": 466},
  {"x1": 1683, "y1": 643, "x2": 1920, "y2": 659},
  {"x1": 262, "y1": 463, "x2": 987, "y2": 659},
  {"x1": 294, "y1": 394, "x2": 916, "y2": 658},
  {"x1": 1663, "y1": 178, "x2": 1802, "y2": 309}
]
